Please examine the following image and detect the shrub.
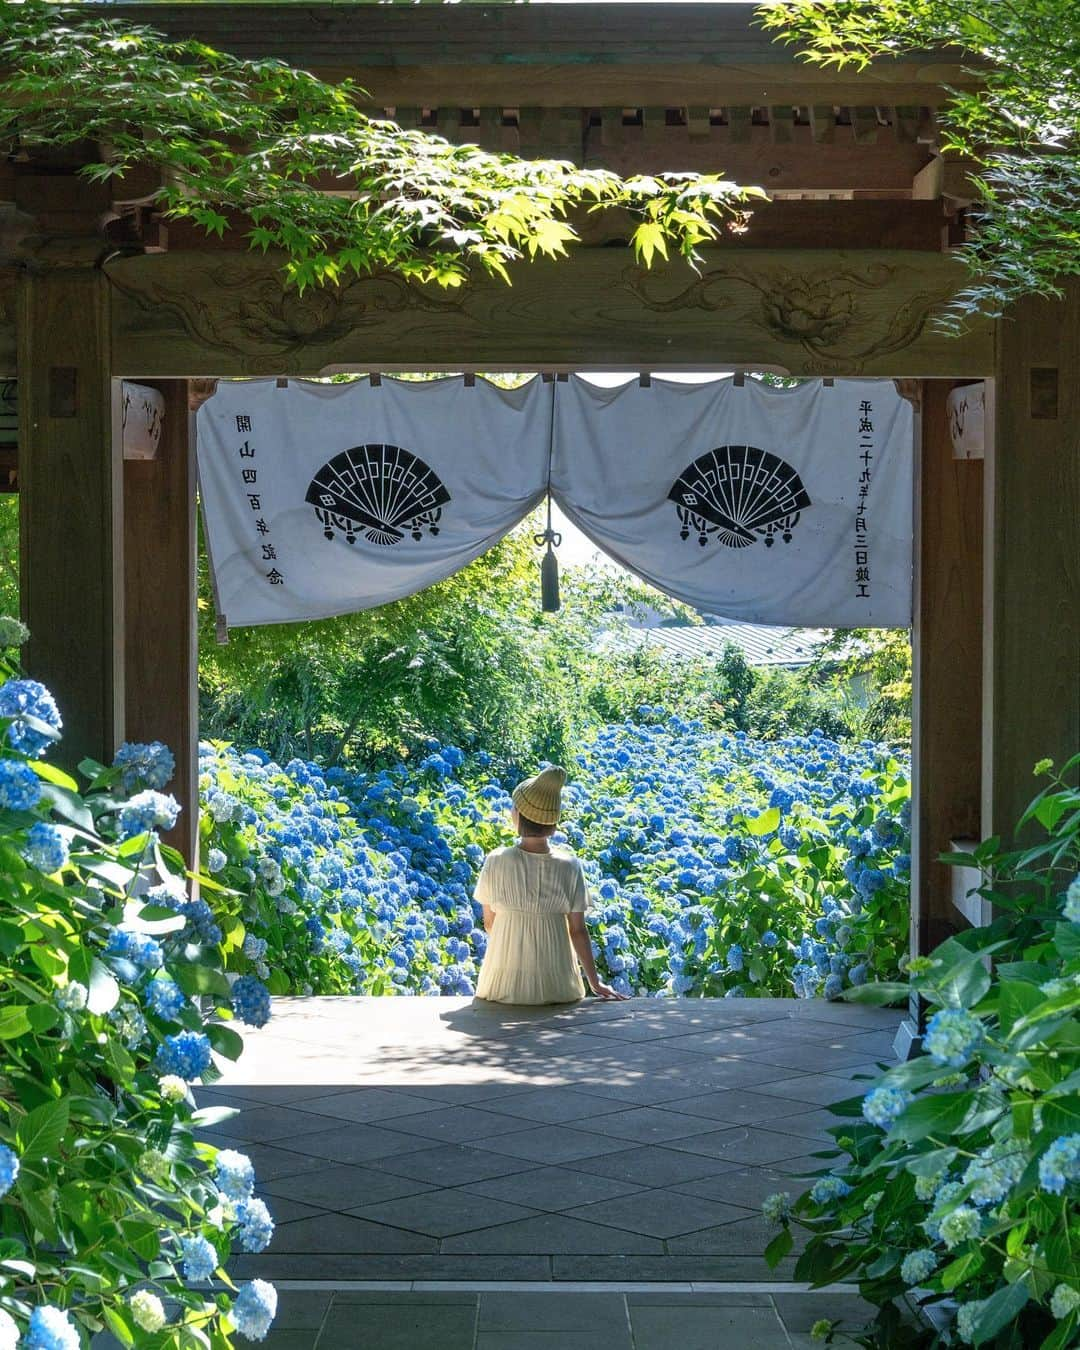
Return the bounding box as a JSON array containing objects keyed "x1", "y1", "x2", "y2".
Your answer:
[
  {"x1": 762, "y1": 755, "x2": 1080, "y2": 1348},
  {"x1": 0, "y1": 646, "x2": 280, "y2": 1344},
  {"x1": 203, "y1": 711, "x2": 911, "y2": 1000}
]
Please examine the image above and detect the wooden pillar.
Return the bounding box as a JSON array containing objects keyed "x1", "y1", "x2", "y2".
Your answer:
[
  {"x1": 124, "y1": 380, "x2": 199, "y2": 864},
  {"x1": 984, "y1": 286, "x2": 1080, "y2": 840},
  {"x1": 910, "y1": 379, "x2": 984, "y2": 960},
  {"x1": 17, "y1": 261, "x2": 124, "y2": 769}
]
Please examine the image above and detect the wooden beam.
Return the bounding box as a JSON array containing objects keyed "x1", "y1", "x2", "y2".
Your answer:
[
  {"x1": 107, "y1": 248, "x2": 994, "y2": 378},
  {"x1": 983, "y1": 285, "x2": 1080, "y2": 840},
  {"x1": 18, "y1": 261, "x2": 124, "y2": 769},
  {"x1": 116, "y1": 3, "x2": 980, "y2": 107},
  {"x1": 911, "y1": 379, "x2": 983, "y2": 962},
  {"x1": 123, "y1": 379, "x2": 198, "y2": 864},
  {"x1": 0, "y1": 268, "x2": 14, "y2": 376}
]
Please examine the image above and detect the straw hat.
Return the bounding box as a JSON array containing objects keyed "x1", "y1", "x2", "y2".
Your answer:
[{"x1": 512, "y1": 766, "x2": 566, "y2": 826}]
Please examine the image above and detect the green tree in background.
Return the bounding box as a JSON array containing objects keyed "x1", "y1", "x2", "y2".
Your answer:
[{"x1": 759, "y1": 1, "x2": 1080, "y2": 326}]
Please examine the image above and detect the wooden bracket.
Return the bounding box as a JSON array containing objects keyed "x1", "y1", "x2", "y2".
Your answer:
[
  {"x1": 187, "y1": 377, "x2": 218, "y2": 412},
  {"x1": 121, "y1": 381, "x2": 166, "y2": 460}
]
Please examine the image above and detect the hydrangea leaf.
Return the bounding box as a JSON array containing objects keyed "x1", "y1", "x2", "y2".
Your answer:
[
  {"x1": 15, "y1": 1099, "x2": 70, "y2": 1162},
  {"x1": 970, "y1": 1279, "x2": 1031, "y2": 1346},
  {"x1": 889, "y1": 1091, "x2": 976, "y2": 1144}
]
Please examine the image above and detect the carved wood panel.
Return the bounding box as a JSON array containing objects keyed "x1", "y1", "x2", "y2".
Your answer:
[{"x1": 107, "y1": 248, "x2": 994, "y2": 377}]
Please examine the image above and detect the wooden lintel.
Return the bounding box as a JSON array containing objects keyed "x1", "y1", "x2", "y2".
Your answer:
[{"x1": 106, "y1": 247, "x2": 994, "y2": 378}]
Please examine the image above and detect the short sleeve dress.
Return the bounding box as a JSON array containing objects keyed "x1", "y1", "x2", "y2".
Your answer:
[{"x1": 473, "y1": 845, "x2": 589, "y2": 1005}]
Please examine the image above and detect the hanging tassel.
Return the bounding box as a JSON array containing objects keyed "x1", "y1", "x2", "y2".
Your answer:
[
  {"x1": 535, "y1": 494, "x2": 562, "y2": 613},
  {"x1": 541, "y1": 541, "x2": 560, "y2": 612}
]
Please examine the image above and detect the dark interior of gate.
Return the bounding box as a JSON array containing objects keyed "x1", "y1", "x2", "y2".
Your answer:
[{"x1": 2, "y1": 3, "x2": 1079, "y2": 1327}]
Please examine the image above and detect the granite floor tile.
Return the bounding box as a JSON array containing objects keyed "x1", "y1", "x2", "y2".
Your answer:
[
  {"x1": 571, "y1": 1106, "x2": 720, "y2": 1146},
  {"x1": 297, "y1": 1088, "x2": 448, "y2": 1124},
  {"x1": 672, "y1": 1166, "x2": 794, "y2": 1211},
  {"x1": 762, "y1": 1108, "x2": 845, "y2": 1140},
  {"x1": 667, "y1": 1211, "x2": 809, "y2": 1256},
  {"x1": 348, "y1": 1187, "x2": 539, "y2": 1237},
  {"x1": 375, "y1": 1105, "x2": 537, "y2": 1146},
  {"x1": 549, "y1": 1255, "x2": 790, "y2": 1281},
  {"x1": 477, "y1": 1292, "x2": 625, "y2": 1332},
  {"x1": 565, "y1": 1144, "x2": 736, "y2": 1188},
  {"x1": 270, "y1": 1212, "x2": 438, "y2": 1254},
  {"x1": 476, "y1": 1335, "x2": 628, "y2": 1350},
  {"x1": 564, "y1": 1187, "x2": 751, "y2": 1238},
  {"x1": 440, "y1": 1212, "x2": 664, "y2": 1255},
  {"x1": 259, "y1": 1332, "x2": 318, "y2": 1350},
  {"x1": 230, "y1": 1253, "x2": 552, "y2": 1281},
  {"x1": 772, "y1": 1291, "x2": 876, "y2": 1333},
  {"x1": 667, "y1": 1126, "x2": 818, "y2": 1167},
  {"x1": 316, "y1": 1301, "x2": 476, "y2": 1350},
  {"x1": 661, "y1": 1089, "x2": 819, "y2": 1126},
  {"x1": 629, "y1": 1303, "x2": 789, "y2": 1350},
  {"x1": 272, "y1": 1291, "x2": 333, "y2": 1331},
  {"x1": 240, "y1": 1142, "x2": 337, "y2": 1184},
  {"x1": 750, "y1": 1074, "x2": 865, "y2": 1106},
  {"x1": 483, "y1": 1124, "x2": 636, "y2": 1165},
  {"x1": 461, "y1": 1166, "x2": 647, "y2": 1213},
  {"x1": 262, "y1": 1162, "x2": 439, "y2": 1211},
  {"x1": 197, "y1": 1103, "x2": 328, "y2": 1145},
  {"x1": 476, "y1": 1087, "x2": 626, "y2": 1125},
  {"x1": 371, "y1": 1143, "x2": 531, "y2": 1186},
  {"x1": 284, "y1": 1122, "x2": 432, "y2": 1166},
  {"x1": 262, "y1": 1195, "x2": 327, "y2": 1224}
]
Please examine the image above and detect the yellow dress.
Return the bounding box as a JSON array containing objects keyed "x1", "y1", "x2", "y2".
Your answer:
[{"x1": 474, "y1": 845, "x2": 589, "y2": 1005}]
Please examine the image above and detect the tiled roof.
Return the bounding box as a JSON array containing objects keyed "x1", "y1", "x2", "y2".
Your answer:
[{"x1": 598, "y1": 622, "x2": 830, "y2": 668}]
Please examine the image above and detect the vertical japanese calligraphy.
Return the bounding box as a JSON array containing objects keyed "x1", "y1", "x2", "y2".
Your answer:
[
  {"x1": 233, "y1": 412, "x2": 286, "y2": 587},
  {"x1": 854, "y1": 398, "x2": 874, "y2": 601}
]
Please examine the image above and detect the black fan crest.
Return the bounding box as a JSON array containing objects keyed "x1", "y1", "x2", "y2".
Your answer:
[
  {"x1": 668, "y1": 445, "x2": 811, "y2": 549},
  {"x1": 305, "y1": 444, "x2": 451, "y2": 546}
]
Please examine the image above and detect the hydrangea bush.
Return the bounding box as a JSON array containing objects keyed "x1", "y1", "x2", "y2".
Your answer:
[
  {"x1": 0, "y1": 652, "x2": 280, "y2": 1343},
  {"x1": 201, "y1": 710, "x2": 911, "y2": 1000},
  {"x1": 762, "y1": 756, "x2": 1080, "y2": 1348}
]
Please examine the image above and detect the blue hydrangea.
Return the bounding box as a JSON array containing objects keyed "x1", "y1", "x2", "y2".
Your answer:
[
  {"x1": 232, "y1": 976, "x2": 272, "y2": 1028},
  {"x1": 862, "y1": 1085, "x2": 910, "y2": 1128},
  {"x1": 1064, "y1": 874, "x2": 1080, "y2": 924},
  {"x1": 105, "y1": 928, "x2": 164, "y2": 971},
  {"x1": 145, "y1": 977, "x2": 187, "y2": 1020},
  {"x1": 23, "y1": 821, "x2": 69, "y2": 873},
  {"x1": 23, "y1": 1306, "x2": 80, "y2": 1350},
  {"x1": 232, "y1": 1279, "x2": 277, "y2": 1341},
  {"x1": 216, "y1": 1148, "x2": 256, "y2": 1202},
  {"x1": 955, "y1": 1301, "x2": 982, "y2": 1345},
  {"x1": 924, "y1": 1009, "x2": 985, "y2": 1068},
  {"x1": 0, "y1": 678, "x2": 61, "y2": 757},
  {"x1": 118, "y1": 789, "x2": 181, "y2": 839},
  {"x1": 114, "y1": 740, "x2": 176, "y2": 792},
  {"x1": 940, "y1": 1204, "x2": 981, "y2": 1249},
  {"x1": 155, "y1": 1030, "x2": 212, "y2": 1080},
  {"x1": 964, "y1": 1142, "x2": 1024, "y2": 1206},
  {"x1": 810, "y1": 1175, "x2": 852, "y2": 1206},
  {"x1": 760, "y1": 930, "x2": 779, "y2": 949},
  {"x1": 207, "y1": 846, "x2": 228, "y2": 873},
  {"x1": 1039, "y1": 1135, "x2": 1080, "y2": 1194},
  {"x1": 0, "y1": 759, "x2": 42, "y2": 812},
  {"x1": 726, "y1": 943, "x2": 744, "y2": 972},
  {"x1": 180, "y1": 1233, "x2": 219, "y2": 1282},
  {"x1": 237, "y1": 1197, "x2": 275, "y2": 1253},
  {"x1": 0, "y1": 1143, "x2": 19, "y2": 1197},
  {"x1": 900, "y1": 1248, "x2": 937, "y2": 1286}
]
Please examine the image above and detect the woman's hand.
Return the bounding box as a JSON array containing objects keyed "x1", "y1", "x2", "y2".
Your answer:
[{"x1": 589, "y1": 980, "x2": 629, "y2": 1001}]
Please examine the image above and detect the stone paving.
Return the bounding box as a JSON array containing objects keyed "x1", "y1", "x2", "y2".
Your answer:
[
  {"x1": 201, "y1": 995, "x2": 901, "y2": 1293},
  {"x1": 258, "y1": 1287, "x2": 875, "y2": 1349}
]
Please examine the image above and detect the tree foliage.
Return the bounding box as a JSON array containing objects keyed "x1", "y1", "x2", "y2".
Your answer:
[
  {"x1": 759, "y1": 1, "x2": 1080, "y2": 326},
  {"x1": 1, "y1": 0, "x2": 762, "y2": 288}
]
